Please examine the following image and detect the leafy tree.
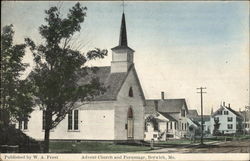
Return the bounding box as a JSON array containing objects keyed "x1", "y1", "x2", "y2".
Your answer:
[
  {"x1": 1, "y1": 25, "x2": 33, "y2": 128},
  {"x1": 25, "y1": 3, "x2": 107, "y2": 152},
  {"x1": 213, "y1": 118, "x2": 221, "y2": 136}
]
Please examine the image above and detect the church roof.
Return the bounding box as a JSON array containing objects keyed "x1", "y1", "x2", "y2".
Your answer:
[
  {"x1": 145, "y1": 99, "x2": 188, "y2": 114},
  {"x1": 77, "y1": 66, "x2": 129, "y2": 101}
]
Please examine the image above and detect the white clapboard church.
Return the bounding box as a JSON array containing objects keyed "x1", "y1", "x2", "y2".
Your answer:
[{"x1": 19, "y1": 13, "x2": 146, "y2": 141}]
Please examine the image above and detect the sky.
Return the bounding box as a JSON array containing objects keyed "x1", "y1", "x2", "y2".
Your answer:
[{"x1": 1, "y1": 1, "x2": 249, "y2": 114}]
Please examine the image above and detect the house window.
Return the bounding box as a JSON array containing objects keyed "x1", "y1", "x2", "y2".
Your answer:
[
  {"x1": 228, "y1": 124, "x2": 233, "y2": 129},
  {"x1": 68, "y1": 110, "x2": 79, "y2": 130},
  {"x1": 174, "y1": 122, "x2": 177, "y2": 129},
  {"x1": 182, "y1": 123, "x2": 184, "y2": 130},
  {"x1": 217, "y1": 111, "x2": 222, "y2": 115},
  {"x1": 181, "y1": 110, "x2": 185, "y2": 117},
  {"x1": 224, "y1": 111, "x2": 229, "y2": 115},
  {"x1": 170, "y1": 122, "x2": 172, "y2": 129},
  {"x1": 42, "y1": 111, "x2": 46, "y2": 130},
  {"x1": 227, "y1": 117, "x2": 233, "y2": 122},
  {"x1": 128, "y1": 87, "x2": 133, "y2": 97},
  {"x1": 185, "y1": 123, "x2": 187, "y2": 130},
  {"x1": 153, "y1": 134, "x2": 157, "y2": 138}
]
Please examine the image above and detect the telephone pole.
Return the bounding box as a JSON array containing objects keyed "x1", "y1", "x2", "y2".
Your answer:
[
  {"x1": 197, "y1": 87, "x2": 206, "y2": 145},
  {"x1": 244, "y1": 106, "x2": 250, "y2": 135}
]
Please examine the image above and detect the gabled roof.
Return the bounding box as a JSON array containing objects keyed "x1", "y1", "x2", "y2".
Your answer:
[
  {"x1": 145, "y1": 99, "x2": 188, "y2": 114},
  {"x1": 226, "y1": 107, "x2": 242, "y2": 118},
  {"x1": 77, "y1": 66, "x2": 128, "y2": 101},
  {"x1": 212, "y1": 105, "x2": 242, "y2": 118},
  {"x1": 187, "y1": 109, "x2": 199, "y2": 118},
  {"x1": 158, "y1": 112, "x2": 177, "y2": 122}
]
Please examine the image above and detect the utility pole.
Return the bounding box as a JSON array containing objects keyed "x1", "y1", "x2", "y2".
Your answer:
[
  {"x1": 244, "y1": 106, "x2": 250, "y2": 135},
  {"x1": 197, "y1": 87, "x2": 206, "y2": 145}
]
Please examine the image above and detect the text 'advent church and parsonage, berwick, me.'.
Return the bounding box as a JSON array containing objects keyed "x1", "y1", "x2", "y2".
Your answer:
[{"x1": 18, "y1": 12, "x2": 191, "y2": 142}]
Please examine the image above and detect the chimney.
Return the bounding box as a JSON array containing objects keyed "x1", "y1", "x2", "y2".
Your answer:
[
  {"x1": 161, "y1": 91, "x2": 165, "y2": 100},
  {"x1": 223, "y1": 102, "x2": 225, "y2": 106},
  {"x1": 228, "y1": 103, "x2": 230, "y2": 108},
  {"x1": 154, "y1": 100, "x2": 158, "y2": 111}
]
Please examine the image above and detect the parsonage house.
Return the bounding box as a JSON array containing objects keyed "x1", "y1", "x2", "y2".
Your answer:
[
  {"x1": 144, "y1": 92, "x2": 189, "y2": 140},
  {"x1": 18, "y1": 13, "x2": 146, "y2": 142},
  {"x1": 211, "y1": 102, "x2": 243, "y2": 135}
]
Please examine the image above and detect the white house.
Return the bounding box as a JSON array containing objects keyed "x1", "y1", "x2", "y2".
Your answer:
[
  {"x1": 18, "y1": 13, "x2": 146, "y2": 142},
  {"x1": 144, "y1": 112, "x2": 177, "y2": 141},
  {"x1": 211, "y1": 102, "x2": 243, "y2": 135},
  {"x1": 145, "y1": 92, "x2": 189, "y2": 139}
]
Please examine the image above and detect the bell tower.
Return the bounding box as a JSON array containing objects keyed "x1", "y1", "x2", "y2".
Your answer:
[{"x1": 111, "y1": 13, "x2": 134, "y2": 73}]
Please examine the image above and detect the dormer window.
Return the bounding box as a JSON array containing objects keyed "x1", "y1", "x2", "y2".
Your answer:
[{"x1": 129, "y1": 87, "x2": 133, "y2": 97}]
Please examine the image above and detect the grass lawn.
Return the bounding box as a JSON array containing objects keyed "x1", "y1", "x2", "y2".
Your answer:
[{"x1": 49, "y1": 141, "x2": 151, "y2": 153}]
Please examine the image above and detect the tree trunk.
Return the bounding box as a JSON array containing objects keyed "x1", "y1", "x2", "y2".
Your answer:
[{"x1": 43, "y1": 109, "x2": 52, "y2": 153}]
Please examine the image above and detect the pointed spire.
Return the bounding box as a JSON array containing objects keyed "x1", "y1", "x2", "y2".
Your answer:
[{"x1": 119, "y1": 13, "x2": 128, "y2": 47}]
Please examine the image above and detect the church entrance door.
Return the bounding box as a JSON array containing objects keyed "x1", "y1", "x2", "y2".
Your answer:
[{"x1": 127, "y1": 107, "x2": 134, "y2": 139}]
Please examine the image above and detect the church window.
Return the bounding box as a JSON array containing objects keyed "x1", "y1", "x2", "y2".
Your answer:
[
  {"x1": 68, "y1": 110, "x2": 79, "y2": 130},
  {"x1": 74, "y1": 110, "x2": 79, "y2": 130},
  {"x1": 19, "y1": 119, "x2": 28, "y2": 130},
  {"x1": 24, "y1": 120, "x2": 28, "y2": 130},
  {"x1": 42, "y1": 111, "x2": 46, "y2": 130},
  {"x1": 18, "y1": 120, "x2": 22, "y2": 130},
  {"x1": 128, "y1": 87, "x2": 133, "y2": 97},
  {"x1": 68, "y1": 111, "x2": 73, "y2": 130}
]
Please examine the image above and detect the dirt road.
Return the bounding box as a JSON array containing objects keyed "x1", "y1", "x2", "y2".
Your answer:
[{"x1": 147, "y1": 139, "x2": 250, "y2": 153}]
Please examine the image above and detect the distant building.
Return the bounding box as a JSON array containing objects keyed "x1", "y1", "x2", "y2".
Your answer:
[
  {"x1": 145, "y1": 92, "x2": 189, "y2": 139},
  {"x1": 187, "y1": 109, "x2": 212, "y2": 136},
  {"x1": 187, "y1": 109, "x2": 199, "y2": 118},
  {"x1": 239, "y1": 110, "x2": 250, "y2": 134},
  {"x1": 191, "y1": 115, "x2": 211, "y2": 134},
  {"x1": 211, "y1": 102, "x2": 243, "y2": 135}
]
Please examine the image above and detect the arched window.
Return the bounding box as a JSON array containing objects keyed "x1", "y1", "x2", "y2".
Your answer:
[
  {"x1": 127, "y1": 107, "x2": 133, "y2": 118},
  {"x1": 128, "y1": 87, "x2": 133, "y2": 97}
]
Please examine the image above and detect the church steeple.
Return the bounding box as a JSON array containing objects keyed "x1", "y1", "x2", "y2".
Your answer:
[
  {"x1": 111, "y1": 13, "x2": 135, "y2": 73},
  {"x1": 119, "y1": 13, "x2": 128, "y2": 47}
]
